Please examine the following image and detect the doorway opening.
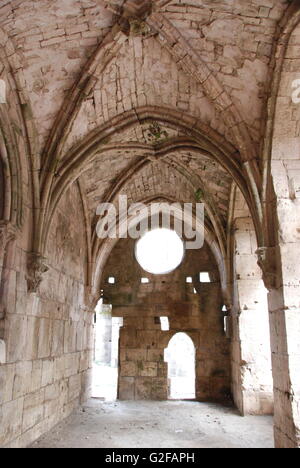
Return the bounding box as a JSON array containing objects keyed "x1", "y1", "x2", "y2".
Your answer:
[
  {"x1": 164, "y1": 332, "x2": 196, "y2": 400},
  {"x1": 92, "y1": 299, "x2": 123, "y2": 401}
]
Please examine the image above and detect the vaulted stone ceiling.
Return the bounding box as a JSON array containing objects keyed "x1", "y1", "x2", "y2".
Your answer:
[
  {"x1": 0, "y1": 0, "x2": 292, "y2": 262},
  {"x1": 1, "y1": 0, "x2": 287, "y2": 148}
]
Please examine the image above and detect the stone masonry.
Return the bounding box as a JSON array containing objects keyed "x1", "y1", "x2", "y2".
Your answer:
[{"x1": 0, "y1": 0, "x2": 300, "y2": 449}]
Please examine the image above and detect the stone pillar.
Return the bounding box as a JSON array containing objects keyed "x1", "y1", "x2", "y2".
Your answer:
[
  {"x1": 0, "y1": 221, "x2": 16, "y2": 346},
  {"x1": 232, "y1": 218, "x2": 273, "y2": 415},
  {"x1": 268, "y1": 284, "x2": 300, "y2": 448},
  {"x1": 267, "y1": 20, "x2": 300, "y2": 448},
  {"x1": 262, "y1": 207, "x2": 300, "y2": 447}
]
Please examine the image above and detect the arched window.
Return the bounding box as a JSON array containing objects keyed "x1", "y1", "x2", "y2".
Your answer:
[{"x1": 164, "y1": 332, "x2": 196, "y2": 400}]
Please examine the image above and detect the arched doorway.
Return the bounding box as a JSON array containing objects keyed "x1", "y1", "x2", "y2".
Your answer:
[
  {"x1": 92, "y1": 298, "x2": 123, "y2": 401},
  {"x1": 164, "y1": 333, "x2": 196, "y2": 400}
]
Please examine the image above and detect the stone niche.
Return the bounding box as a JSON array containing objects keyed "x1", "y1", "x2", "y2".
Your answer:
[{"x1": 101, "y1": 237, "x2": 231, "y2": 402}]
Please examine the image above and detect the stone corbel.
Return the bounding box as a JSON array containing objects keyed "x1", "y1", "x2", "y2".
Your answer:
[
  {"x1": 256, "y1": 246, "x2": 277, "y2": 291},
  {"x1": 84, "y1": 285, "x2": 99, "y2": 312},
  {"x1": 26, "y1": 252, "x2": 49, "y2": 293}
]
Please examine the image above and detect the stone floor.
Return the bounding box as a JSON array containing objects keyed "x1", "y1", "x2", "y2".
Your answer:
[{"x1": 31, "y1": 399, "x2": 274, "y2": 449}]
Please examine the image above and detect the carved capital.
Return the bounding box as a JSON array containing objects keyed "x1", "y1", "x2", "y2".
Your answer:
[
  {"x1": 256, "y1": 247, "x2": 277, "y2": 291},
  {"x1": 26, "y1": 252, "x2": 49, "y2": 293}
]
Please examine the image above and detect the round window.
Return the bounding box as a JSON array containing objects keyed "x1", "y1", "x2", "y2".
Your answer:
[{"x1": 135, "y1": 228, "x2": 185, "y2": 275}]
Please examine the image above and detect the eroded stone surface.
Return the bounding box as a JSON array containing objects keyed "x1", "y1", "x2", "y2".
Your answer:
[{"x1": 0, "y1": 0, "x2": 299, "y2": 450}]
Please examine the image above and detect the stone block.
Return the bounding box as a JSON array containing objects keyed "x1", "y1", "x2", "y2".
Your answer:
[
  {"x1": 120, "y1": 328, "x2": 138, "y2": 349},
  {"x1": 0, "y1": 364, "x2": 15, "y2": 404},
  {"x1": 120, "y1": 361, "x2": 137, "y2": 377},
  {"x1": 125, "y1": 348, "x2": 147, "y2": 361},
  {"x1": 30, "y1": 360, "x2": 42, "y2": 393},
  {"x1": 147, "y1": 349, "x2": 164, "y2": 362},
  {"x1": 139, "y1": 361, "x2": 157, "y2": 377},
  {"x1": 54, "y1": 356, "x2": 66, "y2": 382},
  {"x1": 6, "y1": 314, "x2": 27, "y2": 363},
  {"x1": 151, "y1": 378, "x2": 168, "y2": 400},
  {"x1": 58, "y1": 379, "x2": 69, "y2": 409},
  {"x1": 13, "y1": 361, "x2": 33, "y2": 399},
  {"x1": 65, "y1": 353, "x2": 80, "y2": 378},
  {"x1": 44, "y1": 382, "x2": 60, "y2": 418},
  {"x1": 51, "y1": 320, "x2": 64, "y2": 357},
  {"x1": 68, "y1": 374, "x2": 81, "y2": 402},
  {"x1": 118, "y1": 377, "x2": 135, "y2": 400},
  {"x1": 41, "y1": 359, "x2": 55, "y2": 388},
  {"x1": 38, "y1": 319, "x2": 52, "y2": 359},
  {"x1": 80, "y1": 369, "x2": 92, "y2": 404},
  {"x1": 135, "y1": 377, "x2": 152, "y2": 400},
  {"x1": 25, "y1": 317, "x2": 39, "y2": 360},
  {"x1": 22, "y1": 389, "x2": 45, "y2": 433},
  {"x1": 136, "y1": 330, "x2": 158, "y2": 348},
  {"x1": 0, "y1": 398, "x2": 24, "y2": 446}
]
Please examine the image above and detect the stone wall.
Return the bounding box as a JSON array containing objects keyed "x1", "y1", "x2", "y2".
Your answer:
[
  {"x1": 0, "y1": 184, "x2": 93, "y2": 448},
  {"x1": 231, "y1": 216, "x2": 273, "y2": 415},
  {"x1": 267, "y1": 20, "x2": 300, "y2": 448},
  {"x1": 101, "y1": 237, "x2": 231, "y2": 402}
]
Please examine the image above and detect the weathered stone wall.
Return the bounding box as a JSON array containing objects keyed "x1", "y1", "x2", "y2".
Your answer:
[
  {"x1": 267, "y1": 19, "x2": 300, "y2": 448},
  {"x1": 231, "y1": 216, "x2": 273, "y2": 415},
  {"x1": 101, "y1": 237, "x2": 231, "y2": 402},
  {"x1": 0, "y1": 184, "x2": 93, "y2": 448},
  {"x1": 0, "y1": 0, "x2": 299, "y2": 450}
]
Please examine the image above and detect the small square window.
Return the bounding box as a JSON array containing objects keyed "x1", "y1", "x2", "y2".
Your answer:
[
  {"x1": 160, "y1": 317, "x2": 170, "y2": 331},
  {"x1": 199, "y1": 272, "x2": 211, "y2": 283},
  {"x1": 141, "y1": 278, "x2": 149, "y2": 284},
  {"x1": 108, "y1": 277, "x2": 115, "y2": 284},
  {"x1": 186, "y1": 277, "x2": 193, "y2": 284}
]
